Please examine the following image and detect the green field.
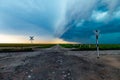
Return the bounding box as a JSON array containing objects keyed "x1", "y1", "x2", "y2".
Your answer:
[
  {"x1": 0, "y1": 44, "x2": 55, "y2": 52},
  {"x1": 60, "y1": 44, "x2": 120, "y2": 50},
  {"x1": 0, "y1": 44, "x2": 120, "y2": 52},
  {"x1": 0, "y1": 44, "x2": 55, "y2": 48}
]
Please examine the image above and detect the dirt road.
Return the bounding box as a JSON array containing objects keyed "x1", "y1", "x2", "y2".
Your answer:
[{"x1": 0, "y1": 45, "x2": 120, "y2": 80}]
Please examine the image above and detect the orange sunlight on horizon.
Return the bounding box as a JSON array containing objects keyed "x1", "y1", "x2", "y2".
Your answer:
[{"x1": 0, "y1": 34, "x2": 77, "y2": 44}]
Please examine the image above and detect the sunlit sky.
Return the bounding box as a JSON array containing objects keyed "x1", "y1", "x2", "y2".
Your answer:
[{"x1": 0, "y1": 0, "x2": 120, "y2": 44}]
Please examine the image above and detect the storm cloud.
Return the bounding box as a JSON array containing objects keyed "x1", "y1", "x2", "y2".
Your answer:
[
  {"x1": 0, "y1": 0, "x2": 120, "y2": 43},
  {"x1": 59, "y1": 0, "x2": 120, "y2": 44}
]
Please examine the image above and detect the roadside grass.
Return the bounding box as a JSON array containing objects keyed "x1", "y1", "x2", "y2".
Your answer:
[
  {"x1": 0, "y1": 44, "x2": 120, "y2": 52},
  {"x1": 60, "y1": 44, "x2": 120, "y2": 50},
  {"x1": 0, "y1": 44, "x2": 55, "y2": 52},
  {"x1": 0, "y1": 48, "x2": 33, "y2": 52},
  {"x1": 0, "y1": 44, "x2": 55, "y2": 48}
]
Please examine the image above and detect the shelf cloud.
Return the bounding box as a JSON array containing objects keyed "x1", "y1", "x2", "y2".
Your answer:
[{"x1": 0, "y1": 0, "x2": 120, "y2": 43}]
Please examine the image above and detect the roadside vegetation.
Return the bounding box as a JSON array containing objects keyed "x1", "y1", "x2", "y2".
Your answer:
[
  {"x1": 0, "y1": 48, "x2": 33, "y2": 52},
  {"x1": 0, "y1": 44, "x2": 120, "y2": 52},
  {"x1": 0, "y1": 44, "x2": 55, "y2": 52},
  {"x1": 60, "y1": 44, "x2": 120, "y2": 50},
  {"x1": 0, "y1": 44, "x2": 55, "y2": 47}
]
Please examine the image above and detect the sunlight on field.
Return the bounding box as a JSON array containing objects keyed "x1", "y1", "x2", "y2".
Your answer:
[{"x1": 47, "y1": 38, "x2": 77, "y2": 44}]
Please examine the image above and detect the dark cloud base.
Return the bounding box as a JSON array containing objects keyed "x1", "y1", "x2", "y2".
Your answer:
[{"x1": 60, "y1": 0, "x2": 120, "y2": 44}]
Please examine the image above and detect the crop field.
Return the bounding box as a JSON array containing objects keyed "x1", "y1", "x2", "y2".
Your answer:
[
  {"x1": 0, "y1": 44, "x2": 55, "y2": 52},
  {"x1": 61, "y1": 44, "x2": 120, "y2": 50},
  {"x1": 0, "y1": 44, "x2": 120, "y2": 49},
  {"x1": 0, "y1": 44, "x2": 120, "y2": 52},
  {"x1": 0, "y1": 44, "x2": 55, "y2": 47}
]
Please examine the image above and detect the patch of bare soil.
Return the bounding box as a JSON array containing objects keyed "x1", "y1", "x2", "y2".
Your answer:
[
  {"x1": 101, "y1": 55, "x2": 120, "y2": 69},
  {"x1": 0, "y1": 52, "x2": 119, "y2": 80}
]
